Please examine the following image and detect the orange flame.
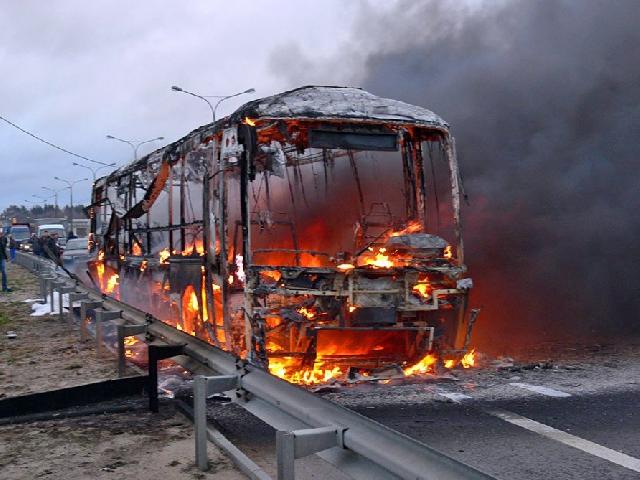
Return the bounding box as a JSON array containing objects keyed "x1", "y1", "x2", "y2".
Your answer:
[
  {"x1": 159, "y1": 248, "x2": 170, "y2": 264},
  {"x1": 444, "y1": 245, "x2": 453, "y2": 259},
  {"x1": 412, "y1": 276, "x2": 432, "y2": 299},
  {"x1": 403, "y1": 353, "x2": 437, "y2": 376},
  {"x1": 461, "y1": 349, "x2": 476, "y2": 368},
  {"x1": 268, "y1": 358, "x2": 342, "y2": 385},
  {"x1": 105, "y1": 273, "x2": 119, "y2": 294},
  {"x1": 337, "y1": 263, "x2": 355, "y2": 271},
  {"x1": 243, "y1": 116, "x2": 257, "y2": 126},
  {"x1": 443, "y1": 359, "x2": 456, "y2": 369},
  {"x1": 363, "y1": 247, "x2": 394, "y2": 269},
  {"x1": 132, "y1": 243, "x2": 142, "y2": 256},
  {"x1": 297, "y1": 307, "x2": 315, "y2": 320},
  {"x1": 390, "y1": 220, "x2": 422, "y2": 237}
]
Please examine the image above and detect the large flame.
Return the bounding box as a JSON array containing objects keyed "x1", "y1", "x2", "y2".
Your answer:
[
  {"x1": 363, "y1": 247, "x2": 395, "y2": 269},
  {"x1": 403, "y1": 353, "x2": 438, "y2": 376},
  {"x1": 268, "y1": 358, "x2": 343, "y2": 385}
]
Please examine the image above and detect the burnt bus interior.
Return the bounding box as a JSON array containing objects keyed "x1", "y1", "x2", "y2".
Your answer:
[{"x1": 85, "y1": 86, "x2": 476, "y2": 383}]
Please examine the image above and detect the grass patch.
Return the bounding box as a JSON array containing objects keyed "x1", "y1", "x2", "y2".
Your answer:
[{"x1": 0, "y1": 312, "x2": 10, "y2": 326}]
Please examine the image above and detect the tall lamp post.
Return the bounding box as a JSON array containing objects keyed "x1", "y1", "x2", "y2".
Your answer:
[
  {"x1": 72, "y1": 161, "x2": 116, "y2": 182},
  {"x1": 53, "y1": 177, "x2": 87, "y2": 232},
  {"x1": 25, "y1": 197, "x2": 47, "y2": 216},
  {"x1": 41, "y1": 187, "x2": 63, "y2": 216},
  {"x1": 30, "y1": 194, "x2": 55, "y2": 216},
  {"x1": 105, "y1": 135, "x2": 164, "y2": 162},
  {"x1": 170, "y1": 85, "x2": 255, "y2": 123}
]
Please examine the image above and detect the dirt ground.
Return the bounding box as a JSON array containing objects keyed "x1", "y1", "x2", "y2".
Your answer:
[
  {"x1": 0, "y1": 262, "x2": 121, "y2": 397},
  {"x1": 0, "y1": 262, "x2": 245, "y2": 479},
  {"x1": 0, "y1": 403, "x2": 245, "y2": 480}
]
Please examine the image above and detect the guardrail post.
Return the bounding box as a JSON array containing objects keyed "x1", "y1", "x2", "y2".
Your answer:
[
  {"x1": 67, "y1": 292, "x2": 89, "y2": 325},
  {"x1": 193, "y1": 374, "x2": 240, "y2": 471},
  {"x1": 276, "y1": 426, "x2": 346, "y2": 480},
  {"x1": 276, "y1": 432, "x2": 296, "y2": 480},
  {"x1": 56, "y1": 285, "x2": 76, "y2": 324},
  {"x1": 48, "y1": 279, "x2": 59, "y2": 310},
  {"x1": 94, "y1": 309, "x2": 122, "y2": 355},
  {"x1": 40, "y1": 275, "x2": 55, "y2": 303},
  {"x1": 147, "y1": 343, "x2": 185, "y2": 413},
  {"x1": 79, "y1": 300, "x2": 103, "y2": 341},
  {"x1": 116, "y1": 322, "x2": 147, "y2": 377}
]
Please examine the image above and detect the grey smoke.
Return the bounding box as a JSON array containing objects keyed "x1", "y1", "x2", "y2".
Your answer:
[{"x1": 354, "y1": 0, "x2": 640, "y2": 348}]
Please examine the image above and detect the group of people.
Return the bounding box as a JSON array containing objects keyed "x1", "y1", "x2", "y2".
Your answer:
[
  {"x1": 0, "y1": 229, "x2": 68, "y2": 293},
  {"x1": 30, "y1": 231, "x2": 64, "y2": 263}
]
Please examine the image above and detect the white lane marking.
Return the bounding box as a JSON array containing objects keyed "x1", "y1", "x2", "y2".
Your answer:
[
  {"x1": 488, "y1": 408, "x2": 640, "y2": 473},
  {"x1": 509, "y1": 382, "x2": 571, "y2": 398},
  {"x1": 437, "y1": 391, "x2": 472, "y2": 403}
]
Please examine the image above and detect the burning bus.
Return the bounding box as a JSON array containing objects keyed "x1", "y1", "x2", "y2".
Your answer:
[{"x1": 86, "y1": 86, "x2": 477, "y2": 384}]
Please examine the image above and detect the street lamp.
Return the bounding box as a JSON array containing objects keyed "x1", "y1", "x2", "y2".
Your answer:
[
  {"x1": 54, "y1": 176, "x2": 88, "y2": 230},
  {"x1": 31, "y1": 194, "x2": 55, "y2": 215},
  {"x1": 41, "y1": 186, "x2": 62, "y2": 215},
  {"x1": 106, "y1": 135, "x2": 165, "y2": 162},
  {"x1": 171, "y1": 85, "x2": 256, "y2": 123},
  {"x1": 72, "y1": 161, "x2": 116, "y2": 182}
]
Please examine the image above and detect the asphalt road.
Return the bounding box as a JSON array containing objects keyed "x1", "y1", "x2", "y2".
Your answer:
[
  {"x1": 203, "y1": 349, "x2": 640, "y2": 480},
  {"x1": 350, "y1": 388, "x2": 640, "y2": 480}
]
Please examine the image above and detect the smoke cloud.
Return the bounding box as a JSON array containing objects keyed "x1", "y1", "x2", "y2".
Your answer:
[
  {"x1": 271, "y1": 0, "x2": 640, "y2": 350},
  {"x1": 359, "y1": 0, "x2": 640, "y2": 349}
]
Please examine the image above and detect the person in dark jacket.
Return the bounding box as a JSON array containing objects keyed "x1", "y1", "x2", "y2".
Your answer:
[
  {"x1": 38, "y1": 231, "x2": 49, "y2": 258},
  {"x1": 0, "y1": 231, "x2": 11, "y2": 292},
  {"x1": 29, "y1": 233, "x2": 40, "y2": 255},
  {"x1": 45, "y1": 233, "x2": 60, "y2": 264}
]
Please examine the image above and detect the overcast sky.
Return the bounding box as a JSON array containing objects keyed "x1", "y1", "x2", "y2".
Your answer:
[{"x1": 0, "y1": 0, "x2": 394, "y2": 210}]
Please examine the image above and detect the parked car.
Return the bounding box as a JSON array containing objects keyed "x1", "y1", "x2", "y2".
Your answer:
[
  {"x1": 61, "y1": 237, "x2": 89, "y2": 268},
  {"x1": 9, "y1": 224, "x2": 31, "y2": 250}
]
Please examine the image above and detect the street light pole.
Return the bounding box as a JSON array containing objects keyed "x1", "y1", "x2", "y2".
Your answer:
[
  {"x1": 53, "y1": 177, "x2": 88, "y2": 233},
  {"x1": 170, "y1": 85, "x2": 256, "y2": 123},
  {"x1": 72, "y1": 161, "x2": 116, "y2": 182},
  {"x1": 31, "y1": 194, "x2": 55, "y2": 215},
  {"x1": 106, "y1": 135, "x2": 165, "y2": 162},
  {"x1": 41, "y1": 187, "x2": 61, "y2": 215}
]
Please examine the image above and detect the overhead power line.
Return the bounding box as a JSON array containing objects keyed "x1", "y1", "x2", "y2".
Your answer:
[{"x1": 0, "y1": 113, "x2": 109, "y2": 166}]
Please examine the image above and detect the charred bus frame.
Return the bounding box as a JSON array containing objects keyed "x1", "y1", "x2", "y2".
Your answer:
[{"x1": 87, "y1": 86, "x2": 475, "y2": 374}]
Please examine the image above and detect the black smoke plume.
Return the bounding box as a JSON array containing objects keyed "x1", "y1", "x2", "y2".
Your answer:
[{"x1": 356, "y1": 0, "x2": 640, "y2": 350}]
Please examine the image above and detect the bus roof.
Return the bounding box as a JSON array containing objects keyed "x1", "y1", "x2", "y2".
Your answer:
[{"x1": 231, "y1": 86, "x2": 448, "y2": 129}]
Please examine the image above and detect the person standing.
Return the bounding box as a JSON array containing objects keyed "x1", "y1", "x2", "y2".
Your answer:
[
  {"x1": 38, "y1": 231, "x2": 49, "y2": 258},
  {"x1": 0, "y1": 231, "x2": 11, "y2": 292},
  {"x1": 29, "y1": 233, "x2": 40, "y2": 256},
  {"x1": 8, "y1": 234, "x2": 17, "y2": 262}
]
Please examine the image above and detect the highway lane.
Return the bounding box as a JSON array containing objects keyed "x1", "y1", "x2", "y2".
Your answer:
[{"x1": 348, "y1": 387, "x2": 640, "y2": 480}]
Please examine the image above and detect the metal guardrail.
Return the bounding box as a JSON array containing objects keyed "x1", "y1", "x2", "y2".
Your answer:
[{"x1": 14, "y1": 251, "x2": 495, "y2": 480}]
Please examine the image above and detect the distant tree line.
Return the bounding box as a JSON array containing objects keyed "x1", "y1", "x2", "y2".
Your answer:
[{"x1": 1, "y1": 203, "x2": 87, "y2": 223}]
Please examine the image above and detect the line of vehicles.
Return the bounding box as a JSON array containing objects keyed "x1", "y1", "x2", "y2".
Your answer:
[{"x1": 2, "y1": 218, "x2": 89, "y2": 267}]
